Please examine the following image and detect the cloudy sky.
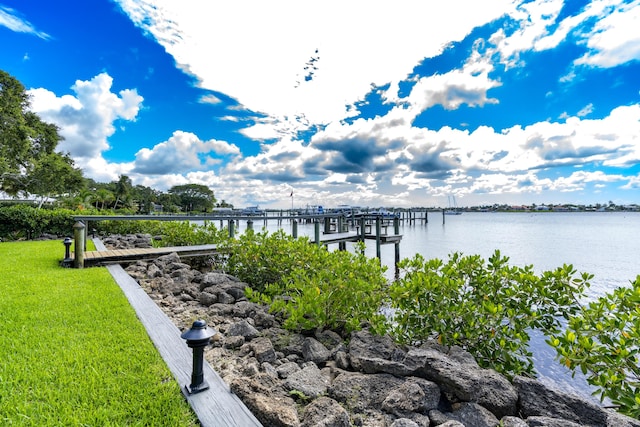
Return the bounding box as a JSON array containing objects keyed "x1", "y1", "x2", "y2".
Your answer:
[{"x1": 1, "y1": 0, "x2": 639, "y2": 208}]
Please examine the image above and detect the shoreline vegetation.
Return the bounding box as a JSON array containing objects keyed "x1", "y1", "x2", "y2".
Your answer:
[{"x1": 2, "y1": 207, "x2": 640, "y2": 422}]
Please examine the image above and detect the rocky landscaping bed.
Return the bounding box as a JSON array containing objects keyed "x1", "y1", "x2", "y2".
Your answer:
[{"x1": 112, "y1": 234, "x2": 639, "y2": 427}]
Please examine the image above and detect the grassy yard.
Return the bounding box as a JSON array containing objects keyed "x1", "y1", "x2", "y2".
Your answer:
[{"x1": 0, "y1": 240, "x2": 198, "y2": 426}]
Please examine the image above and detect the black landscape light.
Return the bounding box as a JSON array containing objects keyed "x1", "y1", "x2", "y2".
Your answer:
[
  {"x1": 63, "y1": 237, "x2": 73, "y2": 263},
  {"x1": 181, "y1": 319, "x2": 216, "y2": 394}
]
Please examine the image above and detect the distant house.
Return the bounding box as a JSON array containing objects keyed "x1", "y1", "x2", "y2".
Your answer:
[{"x1": 534, "y1": 205, "x2": 550, "y2": 211}]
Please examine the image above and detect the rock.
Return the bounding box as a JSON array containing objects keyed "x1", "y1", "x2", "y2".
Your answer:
[
  {"x1": 390, "y1": 419, "x2": 420, "y2": 427},
  {"x1": 447, "y1": 402, "x2": 500, "y2": 427},
  {"x1": 230, "y1": 373, "x2": 300, "y2": 427},
  {"x1": 198, "y1": 291, "x2": 217, "y2": 306},
  {"x1": 232, "y1": 301, "x2": 258, "y2": 318},
  {"x1": 315, "y1": 329, "x2": 343, "y2": 349},
  {"x1": 500, "y1": 416, "x2": 529, "y2": 427},
  {"x1": 262, "y1": 362, "x2": 279, "y2": 379},
  {"x1": 438, "y1": 421, "x2": 465, "y2": 427},
  {"x1": 250, "y1": 337, "x2": 277, "y2": 363},
  {"x1": 348, "y1": 330, "x2": 406, "y2": 372},
  {"x1": 254, "y1": 310, "x2": 277, "y2": 328},
  {"x1": 429, "y1": 409, "x2": 452, "y2": 425},
  {"x1": 413, "y1": 346, "x2": 517, "y2": 418},
  {"x1": 154, "y1": 252, "x2": 181, "y2": 267},
  {"x1": 223, "y1": 335, "x2": 245, "y2": 349},
  {"x1": 302, "y1": 337, "x2": 331, "y2": 364},
  {"x1": 227, "y1": 319, "x2": 261, "y2": 341},
  {"x1": 146, "y1": 263, "x2": 163, "y2": 278},
  {"x1": 525, "y1": 416, "x2": 583, "y2": 427},
  {"x1": 277, "y1": 362, "x2": 302, "y2": 379},
  {"x1": 284, "y1": 364, "x2": 330, "y2": 399},
  {"x1": 335, "y1": 351, "x2": 350, "y2": 370},
  {"x1": 330, "y1": 372, "x2": 404, "y2": 412},
  {"x1": 301, "y1": 397, "x2": 350, "y2": 427},
  {"x1": 514, "y1": 376, "x2": 627, "y2": 427},
  {"x1": 217, "y1": 291, "x2": 236, "y2": 305},
  {"x1": 382, "y1": 377, "x2": 440, "y2": 416}
]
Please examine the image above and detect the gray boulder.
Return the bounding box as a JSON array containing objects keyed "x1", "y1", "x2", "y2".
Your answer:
[
  {"x1": 525, "y1": 416, "x2": 583, "y2": 427},
  {"x1": 330, "y1": 372, "x2": 404, "y2": 412},
  {"x1": 301, "y1": 397, "x2": 350, "y2": 427},
  {"x1": 447, "y1": 402, "x2": 500, "y2": 427},
  {"x1": 227, "y1": 319, "x2": 261, "y2": 341},
  {"x1": 348, "y1": 329, "x2": 406, "y2": 372},
  {"x1": 229, "y1": 373, "x2": 300, "y2": 427},
  {"x1": 302, "y1": 337, "x2": 331, "y2": 364},
  {"x1": 284, "y1": 364, "x2": 330, "y2": 399},
  {"x1": 514, "y1": 376, "x2": 640, "y2": 427},
  {"x1": 382, "y1": 377, "x2": 440, "y2": 416},
  {"x1": 413, "y1": 347, "x2": 517, "y2": 418}
]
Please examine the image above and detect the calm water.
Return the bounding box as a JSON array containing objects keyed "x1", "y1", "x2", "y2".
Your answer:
[{"x1": 242, "y1": 212, "x2": 640, "y2": 401}]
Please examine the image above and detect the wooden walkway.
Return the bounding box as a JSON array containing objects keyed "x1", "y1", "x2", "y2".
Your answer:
[
  {"x1": 79, "y1": 244, "x2": 219, "y2": 267},
  {"x1": 93, "y1": 239, "x2": 262, "y2": 427}
]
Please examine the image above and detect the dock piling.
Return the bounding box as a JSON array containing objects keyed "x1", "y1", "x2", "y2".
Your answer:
[{"x1": 73, "y1": 221, "x2": 85, "y2": 269}]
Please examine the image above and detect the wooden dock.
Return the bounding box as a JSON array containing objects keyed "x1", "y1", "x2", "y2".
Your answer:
[
  {"x1": 77, "y1": 244, "x2": 219, "y2": 267},
  {"x1": 94, "y1": 238, "x2": 263, "y2": 427}
]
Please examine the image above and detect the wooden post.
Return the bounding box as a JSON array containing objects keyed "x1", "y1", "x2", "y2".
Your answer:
[
  {"x1": 442, "y1": 209, "x2": 445, "y2": 225},
  {"x1": 425, "y1": 209, "x2": 428, "y2": 224},
  {"x1": 314, "y1": 219, "x2": 321, "y2": 246},
  {"x1": 375, "y1": 216, "x2": 381, "y2": 261},
  {"x1": 324, "y1": 217, "x2": 331, "y2": 234},
  {"x1": 394, "y1": 216, "x2": 400, "y2": 274},
  {"x1": 247, "y1": 219, "x2": 253, "y2": 232},
  {"x1": 292, "y1": 219, "x2": 298, "y2": 238},
  {"x1": 73, "y1": 221, "x2": 85, "y2": 269},
  {"x1": 229, "y1": 219, "x2": 235, "y2": 238}
]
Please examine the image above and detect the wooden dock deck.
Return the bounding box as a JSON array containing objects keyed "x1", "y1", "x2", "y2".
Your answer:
[
  {"x1": 94, "y1": 238, "x2": 263, "y2": 427},
  {"x1": 79, "y1": 244, "x2": 219, "y2": 267}
]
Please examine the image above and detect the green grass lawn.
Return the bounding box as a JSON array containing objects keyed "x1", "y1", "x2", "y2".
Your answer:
[{"x1": 0, "y1": 240, "x2": 198, "y2": 426}]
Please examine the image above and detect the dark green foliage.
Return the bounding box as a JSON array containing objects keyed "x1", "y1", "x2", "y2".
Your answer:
[
  {"x1": 1, "y1": 70, "x2": 81, "y2": 199},
  {"x1": 549, "y1": 276, "x2": 640, "y2": 417},
  {"x1": 168, "y1": 183, "x2": 216, "y2": 212},
  {"x1": 388, "y1": 251, "x2": 590, "y2": 377},
  {"x1": 0, "y1": 205, "x2": 76, "y2": 239},
  {"x1": 222, "y1": 230, "x2": 389, "y2": 336}
]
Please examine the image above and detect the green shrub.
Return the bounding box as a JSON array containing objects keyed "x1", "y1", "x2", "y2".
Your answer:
[
  {"x1": 224, "y1": 230, "x2": 389, "y2": 336},
  {"x1": 388, "y1": 250, "x2": 590, "y2": 377},
  {"x1": 0, "y1": 205, "x2": 76, "y2": 239},
  {"x1": 221, "y1": 229, "x2": 320, "y2": 293},
  {"x1": 265, "y1": 242, "x2": 389, "y2": 335},
  {"x1": 549, "y1": 276, "x2": 640, "y2": 417}
]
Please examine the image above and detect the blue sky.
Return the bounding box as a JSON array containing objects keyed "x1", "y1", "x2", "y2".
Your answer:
[{"x1": 1, "y1": 0, "x2": 639, "y2": 209}]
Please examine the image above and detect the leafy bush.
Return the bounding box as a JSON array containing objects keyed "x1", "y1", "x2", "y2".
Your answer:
[
  {"x1": 221, "y1": 229, "x2": 321, "y2": 293},
  {"x1": 549, "y1": 276, "x2": 640, "y2": 417},
  {"x1": 0, "y1": 205, "x2": 76, "y2": 239},
  {"x1": 388, "y1": 250, "x2": 590, "y2": 377},
  {"x1": 223, "y1": 230, "x2": 389, "y2": 335}
]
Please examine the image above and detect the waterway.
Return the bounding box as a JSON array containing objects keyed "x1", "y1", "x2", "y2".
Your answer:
[{"x1": 235, "y1": 211, "x2": 640, "y2": 402}]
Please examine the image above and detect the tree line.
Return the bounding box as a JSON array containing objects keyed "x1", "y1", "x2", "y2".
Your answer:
[{"x1": 0, "y1": 69, "x2": 228, "y2": 214}]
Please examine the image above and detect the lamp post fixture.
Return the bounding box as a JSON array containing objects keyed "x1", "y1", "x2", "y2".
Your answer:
[
  {"x1": 181, "y1": 319, "x2": 216, "y2": 395},
  {"x1": 63, "y1": 237, "x2": 73, "y2": 265}
]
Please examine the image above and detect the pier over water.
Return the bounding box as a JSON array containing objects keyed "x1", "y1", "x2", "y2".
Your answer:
[{"x1": 70, "y1": 209, "x2": 418, "y2": 270}]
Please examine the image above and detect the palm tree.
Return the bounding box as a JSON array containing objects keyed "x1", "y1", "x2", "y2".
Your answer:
[
  {"x1": 93, "y1": 188, "x2": 115, "y2": 210},
  {"x1": 113, "y1": 175, "x2": 132, "y2": 210}
]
